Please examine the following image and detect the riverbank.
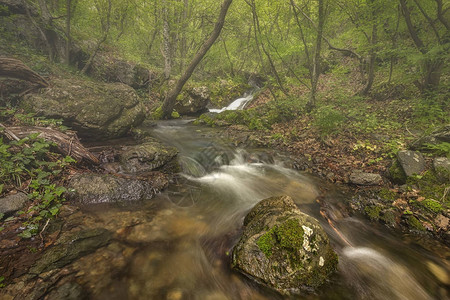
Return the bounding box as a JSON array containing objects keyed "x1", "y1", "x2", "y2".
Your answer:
[{"x1": 196, "y1": 84, "x2": 449, "y2": 245}]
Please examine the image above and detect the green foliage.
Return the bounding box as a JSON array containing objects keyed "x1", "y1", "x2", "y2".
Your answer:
[
  {"x1": 151, "y1": 106, "x2": 164, "y2": 120},
  {"x1": 171, "y1": 110, "x2": 180, "y2": 119},
  {"x1": 313, "y1": 105, "x2": 345, "y2": 136},
  {"x1": 419, "y1": 199, "x2": 443, "y2": 214},
  {"x1": 0, "y1": 135, "x2": 74, "y2": 239},
  {"x1": 424, "y1": 142, "x2": 450, "y2": 158},
  {"x1": 0, "y1": 275, "x2": 5, "y2": 288}
]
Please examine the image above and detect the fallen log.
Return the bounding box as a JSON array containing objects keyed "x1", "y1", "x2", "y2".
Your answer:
[
  {"x1": 0, "y1": 57, "x2": 49, "y2": 87},
  {"x1": 1, "y1": 125, "x2": 99, "y2": 165}
]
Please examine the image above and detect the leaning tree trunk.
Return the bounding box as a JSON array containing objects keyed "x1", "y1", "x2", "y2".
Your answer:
[
  {"x1": 0, "y1": 57, "x2": 49, "y2": 87},
  {"x1": 160, "y1": 0, "x2": 233, "y2": 119}
]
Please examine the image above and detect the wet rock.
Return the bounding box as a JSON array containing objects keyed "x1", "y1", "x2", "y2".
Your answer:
[
  {"x1": 0, "y1": 192, "x2": 28, "y2": 215},
  {"x1": 45, "y1": 282, "x2": 86, "y2": 300},
  {"x1": 433, "y1": 157, "x2": 450, "y2": 182},
  {"x1": 349, "y1": 170, "x2": 382, "y2": 185},
  {"x1": 22, "y1": 78, "x2": 145, "y2": 139},
  {"x1": 231, "y1": 195, "x2": 338, "y2": 295},
  {"x1": 30, "y1": 228, "x2": 112, "y2": 274},
  {"x1": 67, "y1": 174, "x2": 167, "y2": 204},
  {"x1": 174, "y1": 86, "x2": 210, "y2": 115},
  {"x1": 396, "y1": 150, "x2": 426, "y2": 177},
  {"x1": 120, "y1": 141, "x2": 179, "y2": 174},
  {"x1": 410, "y1": 125, "x2": 450, "y2": 151}
]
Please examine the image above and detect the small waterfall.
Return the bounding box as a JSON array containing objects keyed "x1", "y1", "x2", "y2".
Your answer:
[{"x1": 209, "y1": 91, "x2": 255, "y2": 113}]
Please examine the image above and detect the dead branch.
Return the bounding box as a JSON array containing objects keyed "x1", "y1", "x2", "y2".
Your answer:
[{"x1": 2, "y1": 125, "x2": 99, "y2": 165}]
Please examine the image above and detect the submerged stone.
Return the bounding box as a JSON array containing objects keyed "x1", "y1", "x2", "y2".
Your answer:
[
  {"x1": 120, "y1": 141, "x2": 179, "y2": 174},
  {"x1": 67, "y1": 173, "x2": 168, "y2": 204},
  {"x1": 231, "y1": 195, "x2": 338, "y2": 295}
]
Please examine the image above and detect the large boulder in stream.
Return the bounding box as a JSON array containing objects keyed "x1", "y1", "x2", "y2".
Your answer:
[
  {"x1": 174, "y1": 86, "x2": 210, "y2": 115},
  {"x1": 21, "y1": 78, "x2": 145, "y2": 139},
  {"x1": 120, "y1": 141, "x2": 179, "y2": 174},
  {"x1": 232, "y1": 195, "x2": 338, "y2": 295}
]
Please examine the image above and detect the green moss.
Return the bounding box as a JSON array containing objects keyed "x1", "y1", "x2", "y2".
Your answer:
[
  {"x1": 407, "y1": 216, "x2": 426, "y2": 231},
  {"x1": 151, "y1": 106, "x2": 163, "y2": 120},
  {"x1": 364, "y1": 205, "x2": 382, "y2": 221},
  {"x1": 380, "y1": 209, "x2": 397, "y2": 226},
  {"x1": 274, "y1": 219, "x2": 304, "y2": 250},
  {"x1": 256, "y1": 219, "x2": 304, "y2": 258},
  {"x1": 389, "y1": 160, "x2": 406, "y2": 184},
  {"x1": 257, "y1": 230, "x2": 276, "y2": 257},
  {"x1": 171, "y1": 110, "x2": 180, "y2": 119},
  {"x1": 378, "y1": 188, "x2": 397, "y2": 203},
  {"x1": 194, "y1": 113, "x2": 217, "y2": 126},
  {"x1": 420, "y1": 199, "x2": 443, "y2": 214}
]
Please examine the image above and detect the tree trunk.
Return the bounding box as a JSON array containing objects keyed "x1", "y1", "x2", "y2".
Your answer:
[
  {"x1": 399, "y1": 0, "x2": 443, "y2": 91},
  {"x1": 160, "y1": 0, "x2": 233, "y2": 118},
  {"x1": 361, "y1": 0, "x2": 377, "y2": 95},
  {"x1": 307, "y1": 0, "x2": 325, "y2": 111},
  {"x1": 162, "y1": 0, "x2": 172, "y2": 80},
  {"x1": 81, "y1": 0, "x2": 112, "y2": 74},
  {"x1": 0, "y1": 57, "x2": 49, "y2": 87},
  {"x1": 66, "y1": 0, "x2": 72, "y2": 65}
]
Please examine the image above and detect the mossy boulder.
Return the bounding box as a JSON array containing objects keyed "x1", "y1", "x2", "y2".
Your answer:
[
  {"x1": 231, "y1": 195, "x2": 338, "y2": 295},
  {"x1": 174, "y1": 86, "x2": 210, "y2": 115},
  {"x1": 22, "y1": 78, "x2": 145, "y2": 139}
]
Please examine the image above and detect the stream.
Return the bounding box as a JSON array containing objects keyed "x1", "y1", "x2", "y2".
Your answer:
[{"x1": 73, "y1": 120, "x2": 448, "y2": 300}]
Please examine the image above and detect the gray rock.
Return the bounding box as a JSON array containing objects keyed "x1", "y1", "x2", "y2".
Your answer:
[
  {"x1": 433, "y1": 157, "x2": 450, "y2": 182},
  {"x1": 350, "y1": 170, "x2": 382, "y2": 185},
  {"x1": 120, "y1": 141, "x2": 179, "y2": 174},
  {"x1": 231, "y1": 195, "x2": 338, "y2": 295},
  {"x1": 0, "y1": 192, "x2": 28, "y2": 215},
  {"x1": 45, "y1": 282, "x2": 86, "y2": 300},
  {"x1": 174, "y1": 86, "x2": 210, "y2": 115},
  {"x1": 410, "y1": 125, "x2": 450, "y2": 151},
  {"x1": 67, "y1": 173, "x2": 168, "y2": 204},
  {"x1": 397, "y1": 150, "x2": 426, "y2": 177},
  {"x1": 30, "y1": 228, "x2": 112, "y2": 274},
  {"x1": 22, "y1": 78, "x2": 145, "y2": 139}
]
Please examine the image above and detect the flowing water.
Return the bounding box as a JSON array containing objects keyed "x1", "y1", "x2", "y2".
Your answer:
[
  {"x1": 79, "y1": 120, "x2": 448, "y2": 300},
  {"x1": 209, "y1": 91, "x2": 255, "y2": 113}
]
